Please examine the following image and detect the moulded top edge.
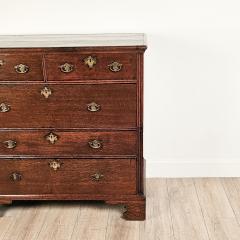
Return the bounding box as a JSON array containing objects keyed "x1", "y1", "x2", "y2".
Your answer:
[{"x1": 0, "y1": 33, "x2": 147, "y2": 48}]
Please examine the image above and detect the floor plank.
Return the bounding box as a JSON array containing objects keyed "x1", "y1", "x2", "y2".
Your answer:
[
  {"x1": 36, "y1": 202, "x2": 79, "y2": 240},
  {"x1": 106, "y1": 205, "x2": 140, "y2": 240},
  {"x1": 20, "y1": 202, "x2": 50, "y2": 240},
  {"x1": 194, "y1": 178, "x2": 240, "y2": 240},
  {"x1": 139, "y1": 178, "x2": 174, "y2": 240},
  {"x1": 221, "y1": 178, "x2": 240, "y2": 225},
  {"x1": 70, "y1": 201, "x2": 109, "y2": 240},
  {"x1": 167, "y1": 178, "x2": 209, "y2": 240},
  {"x1": 0, "y1": 204, "x2": 24, "y2": 240},
  {"x1": 1, "y1": 179, "x2": 240, "y2": 240}
]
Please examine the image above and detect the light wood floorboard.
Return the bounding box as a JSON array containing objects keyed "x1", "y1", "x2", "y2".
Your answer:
[
  {"x1": 139, "y1": 178, "x2": 174, "y2": 240},
  {"x1": 0, "y1": 204, "x2": 24, "y2": 240},
  {"x1": 221, "y1": 178, "x2": 240, "y2": 225},
  {"x1": 194, "y1": 178, "x2": 240, "y2": 240},
  {"x1": 106, "y1": 205, "x2": 139, "y2": 240},
  {"x1": 36, "y1": 202, "x2": 79, "y2": 240},
  {"x1": 1, "y1": 178, "x2": 240, "y2": 240},
  {"x1": 167, "y1": 178, "x2": 209, "y2": 240},
  {"x1": 70, "y1": 202, "x2": 109, "y2": 240}
]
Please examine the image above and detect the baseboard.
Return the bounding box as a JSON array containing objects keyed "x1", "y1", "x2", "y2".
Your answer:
[{"x1": 147, "y1": 159, "x2": 240, "y2": 177}]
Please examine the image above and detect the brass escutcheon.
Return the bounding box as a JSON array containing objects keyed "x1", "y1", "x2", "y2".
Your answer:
[
  {"x1": 87, "y1": 102, "x2": 101, "y2": 112},
  {"x1": 10, "y1": 172, "x2": 22, "y2": 182},
  {"x1": 91, "y1": 173, "x2": 104, "y2": 181},
  {"x1": 108, "y1": 61, "x2": 123, "y2": 72},
  {"x1": 49, "y1": 160, "x2": 62, "y2": 171},
  {"x1": 0, "y1": 103, "x2": 10, "y2": 113},
  {"x1": 84, "y1": 56, "x2": 97, "y2": 69},
  {"x1": 14, "y1": 64, "x2": 29, "y2": 74},
  {"x1": 88, "y1": 139, "x2": 102, "y2": 149},
  {"x1": 59, "y1": 63, "x2": 74, "y2": 73},
  {"x1": 3, "y1": 140, "x2": 17, "y2": 149},
  {"x1": 46, "y1": 132, "x2": 58, "y2": 144},
  {"x1": 41, "y1": 86, "x2": 52, "y2": 99}
]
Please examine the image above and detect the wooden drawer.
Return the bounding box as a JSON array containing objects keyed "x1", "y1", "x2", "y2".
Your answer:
[
  {"x1": 45, "y1": 53, "x2": 136, "y2": 81},
  {"x1": 0, "y1": 158, "x2": 137, "y2": 195},
  {"x1": 0, "y1": 130, "x2": 137, "y2": 156},
  {"x1": 0, "y1": 84, "x2": 136, "y2": 128},
  {"x1": 0, "y1": 54, "x2": 43, "y2": 81}
]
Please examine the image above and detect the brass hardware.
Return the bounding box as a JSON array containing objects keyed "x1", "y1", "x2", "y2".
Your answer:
[
  {"x1": 91, "y1": 173, "x2": 104, "y2": 181},
  {"x1": 10, "y1": 172, "x2": 22, "y2": 182},
  {"x1": 88, "y1": 139, "x2": 102, "y2": 149},
  {"x1": 14, "y1": 64, "x2": 29, "y2": 74},
  {"x1": 49, "y1": 160, "x2": 62, "y2": 171},
  {"x1": 108, "y1": 61, "x2": 123, "y2": 72},
  {"x1": 59, "y1": 63, "x2": 74, "y2": 73},
  {"x1": 41, "y1": 86, "x2": 52, "y2": 99},
  {"x1": 0, "y1": 103, "x2": 10, "y2": 113},
  {"x1": 84, "y1": 56, "x2": 97, "y2": 69},
  {"x1": 0, "y1": 60, "x2": 4, "y2": 66},
  {"x1": 46, "y1": 132, "x2": 58, "y2": 144},
  {"x1": 3, "y1": 140, "x2": 17, "y2": 149},
  {"x1": 87, "y1": 102, "x2": 101, "y2": 112}
]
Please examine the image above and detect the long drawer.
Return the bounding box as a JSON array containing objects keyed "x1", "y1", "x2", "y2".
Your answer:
[
  {"x1": 0, "y1": 84, "x2": 136, "y2": 128},
  {"x1": 0, "y1": 158, "x2": 137, "y2": 195},
  {"x1": 0, "y1": 130, "x2": 137, "y2": 156}
]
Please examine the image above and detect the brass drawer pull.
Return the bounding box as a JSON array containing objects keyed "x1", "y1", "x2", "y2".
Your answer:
[
  {"x1": 3, "y1": 140, "x2": 17, "y2": 149},
  {"x1": 0, "y1": 60, "x2": 4, "y2": 66},
  {"x1": 14, "y1": 64, "x2": 29, "y2": 74},
  {"x1": 87, "y1": 102, "x2": 101, "y2": 112},
  {"x1": 84, "y1": 56, "x2": 97, "y2": 69},
  {"x1": 88, "y1": 139, "x2": 102, "y2": 149},
  {"x1": 46, "y1": 132, "x2": 58, "y2": 144},
  {"x1": 49, "y1": 160, "x2": 63, "y2": 171},
  {"x1": 41, "y1": 86, "x2": 52, "y2": 99},
  {"x1": 108, "y1": 61, "x2": 122, "y2": 72},
  {"x1": 59, "y1": 63, "x2": 74, "y2": 73},
  {"x1": 91, "y1": 173, "x2": 104, "y2": 181},
  {"x1": 0, "y1": 103, "x2": 11, "y2": 113},
  {"x1": 10, "y1": 172, "x2": 22, "y2": 182}
]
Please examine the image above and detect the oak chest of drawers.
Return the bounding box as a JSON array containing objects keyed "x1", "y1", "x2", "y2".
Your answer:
[{"x1": 0, "y1": 34, "x2": 147, "y2": 220}]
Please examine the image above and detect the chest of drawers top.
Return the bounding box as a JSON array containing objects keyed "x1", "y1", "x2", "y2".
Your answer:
[
  {"x1": 0, "y1": 33, "x2": 147, "y2": 48},
  {"x1": 0, "y1": 34, "x2": 146, "y2": 82}
]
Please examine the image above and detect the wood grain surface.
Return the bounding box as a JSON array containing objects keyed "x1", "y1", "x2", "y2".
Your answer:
[
  {"x1": 0, "y1": 130, "x2": 137, "y2": 156},
  {"x1": 0, "y1": 84, "x2": 137, "y2": 128},
  {"x1": 0, "y1": 53, "x2": 43, "y2": 81},
  {"x1": 0, "y1": 158, "x2": 137, "y2": 195},
  {"x1": 45, "y1": 52, "x2": 137, "y2": 81},
  {"x1": 0, "y1": 45, "x2": 146, "y2": 221}
]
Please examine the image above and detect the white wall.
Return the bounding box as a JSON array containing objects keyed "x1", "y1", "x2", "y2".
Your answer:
[{"x1": 1, "y1": 0, "x2": 240, "y2": 177}]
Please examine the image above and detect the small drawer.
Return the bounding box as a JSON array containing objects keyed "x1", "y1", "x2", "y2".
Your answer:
[
  {"x1": 45, "y1": 53, "x2": 137, "y2": 81},
  {"x1": 0, "y1": 84, "x2": 136, "y2": 128},
  {"x1": 0, "y1": 131, "x2": 137, "y2": 156},
  {"x1": 0, "y1": 54, "x2": 44, "y2": 81},
  {"x1": 0, "y1": 158, "x2": 137, "y2": 195}
]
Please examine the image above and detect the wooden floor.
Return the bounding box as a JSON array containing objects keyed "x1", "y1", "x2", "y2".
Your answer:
[{"x1": 1, "y1": 178, "x2": 240, "y2": 240}]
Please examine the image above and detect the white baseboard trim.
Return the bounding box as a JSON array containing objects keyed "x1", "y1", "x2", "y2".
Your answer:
[{"x1": 147, "y1": 160, "x2": 240, "y2": 177}]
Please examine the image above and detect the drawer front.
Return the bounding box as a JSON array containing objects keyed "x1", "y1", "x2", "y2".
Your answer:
[
  {"x1": 0, "y1": 131, "x2": 137, "y2": 156},
  {"x1": 45, "y1": 53, "x2": 136, "y2": 81},
  {"x1": 0, "y1": 159, "x2": 137, "y2": 195},
  {"x1": 0, "y1": 84, "x2": 136, "y2": 128},
  {"x1": 0, "y1": 54, "x2": 43, "y2": 81}
]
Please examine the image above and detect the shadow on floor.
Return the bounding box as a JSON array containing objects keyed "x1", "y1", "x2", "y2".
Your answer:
[{"x1": 0, "y1": 200, "x2": 123, "y2": 217}]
